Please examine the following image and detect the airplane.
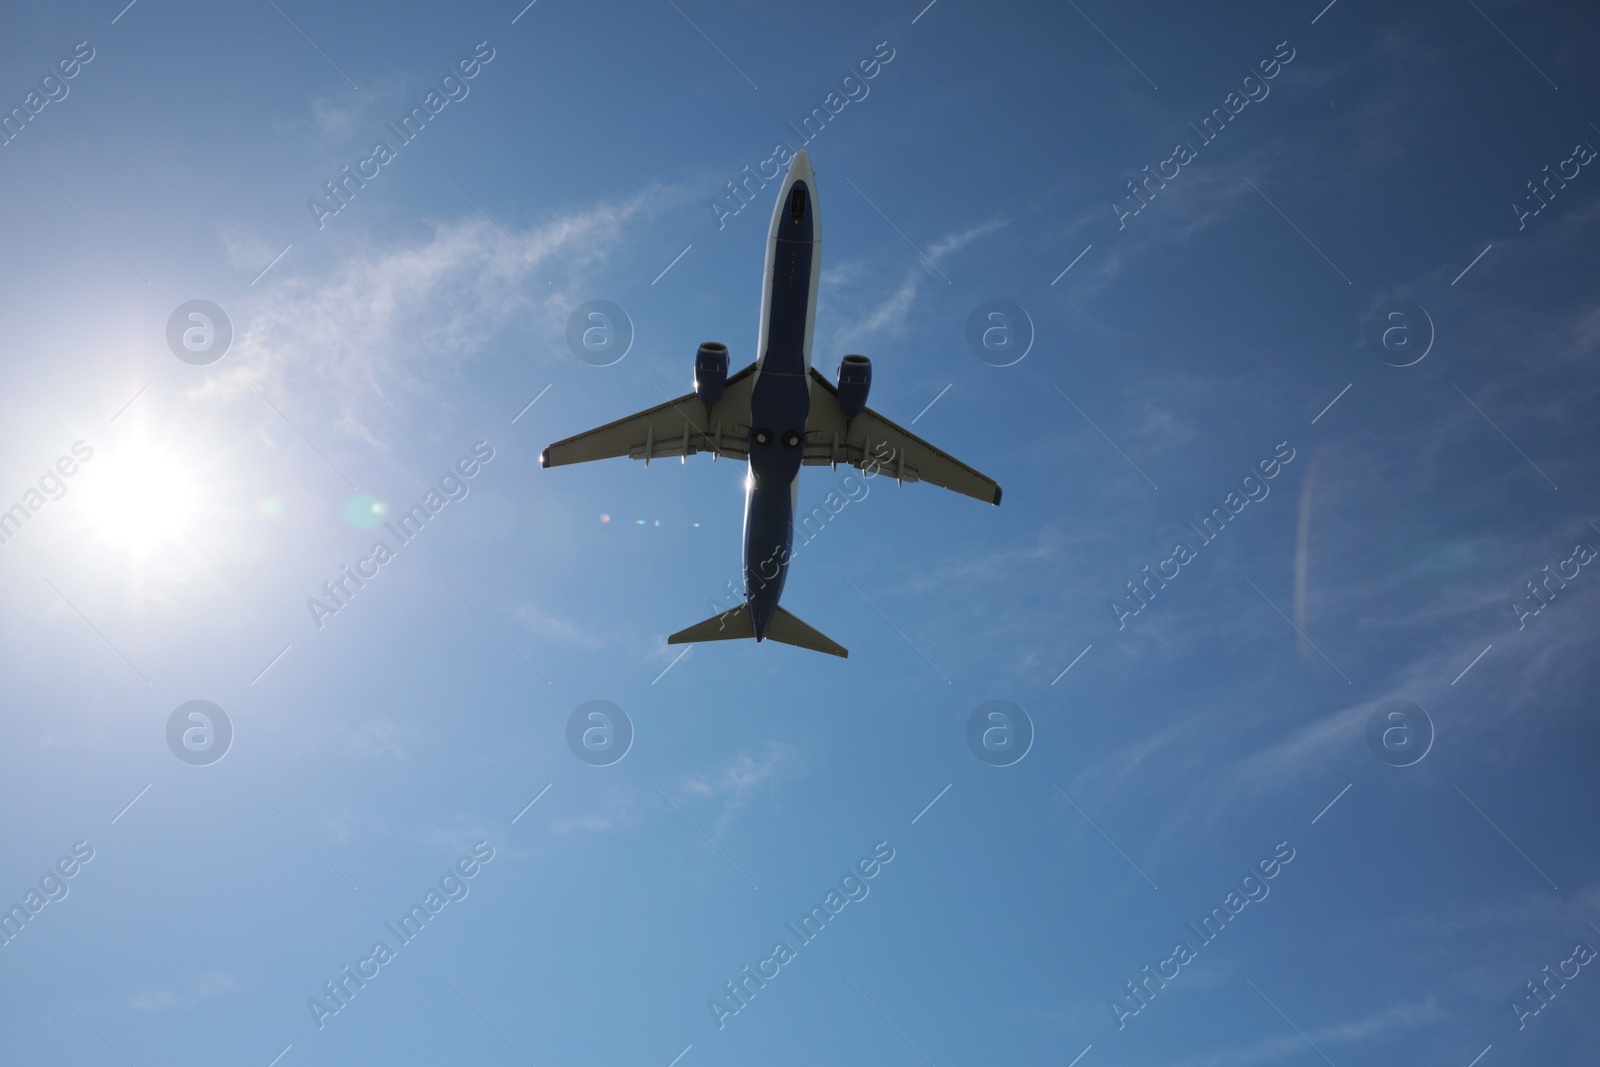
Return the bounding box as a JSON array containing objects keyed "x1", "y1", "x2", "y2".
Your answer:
[{"x1": 540, "y1": 150, "x2": 1001, "y2": 658}]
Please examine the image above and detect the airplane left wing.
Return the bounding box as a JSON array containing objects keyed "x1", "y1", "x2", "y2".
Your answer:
[
  {"x1": 541, "y1": 363, "x2": 758, "y2": 468},
  {"x1": 803, "y1": 369, "x2": 1002, "y2": 505}
]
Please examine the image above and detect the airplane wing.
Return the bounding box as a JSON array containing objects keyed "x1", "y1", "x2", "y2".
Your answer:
[
  {"x1": 803, "y1": 369, "x2": 1002, "y2": 505},
  {"x1": 540, "y1": 363, "x2": 758, "y2": 468}
]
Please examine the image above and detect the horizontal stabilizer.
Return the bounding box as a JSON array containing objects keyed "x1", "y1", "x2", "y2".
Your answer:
[
  {"x1": 668, "y1": 605, "x2": 847, "y2": 658},
  {"x1": 765, "y1": 606, "x2": 848, "y2": 658},
  {"x1": 668, "y1": 606, "x2": 754, "y2": 645}
]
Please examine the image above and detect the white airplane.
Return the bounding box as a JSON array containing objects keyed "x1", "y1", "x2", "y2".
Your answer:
[{"x1": 541, "y1": 150, "x2": 1000, "y2": 657}]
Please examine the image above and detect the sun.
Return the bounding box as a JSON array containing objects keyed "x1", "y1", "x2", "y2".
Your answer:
[{"x1": 72, "y1": 433, "x2": 203, "y2": 558}]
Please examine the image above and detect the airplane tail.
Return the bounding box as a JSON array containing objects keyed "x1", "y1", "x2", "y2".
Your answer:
[{"x1": 668, "y1": 604, "x2": 848, "y2": 658}]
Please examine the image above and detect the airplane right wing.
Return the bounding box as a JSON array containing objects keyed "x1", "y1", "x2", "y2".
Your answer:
[
  {"x1": 803, "y1": 369, "x2": 1002, "y2": 505},
  {"x1": 541, "y1": 363, "x2": 758, "y2": 468}
]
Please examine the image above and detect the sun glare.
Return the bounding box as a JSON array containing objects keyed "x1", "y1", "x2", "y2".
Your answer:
[{"x1": 74, "y1": 436, "x2": 202, "y2": 557}]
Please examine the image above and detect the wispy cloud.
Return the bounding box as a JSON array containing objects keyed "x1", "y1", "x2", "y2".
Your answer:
[
  {"x1": 510, "y1": 602, "x2": 613, "y2": 651},
  {"x1": 926, "y1": 217, "x2": 1008, "y2": 261},
  {"x1": 823, "y1": 217, "x2": 1006, "y2": 347},
  {"x1": 200, "y1": 190, "x2": 662, "y2": 451},
  {"x1": 553, "y1": 790, "x2": 639, "y2": 835},
  {"x1": 1167, "y1": 997, "x2": 1446, "y2": 1067},
  {"x1": 308, "y1": 91, "x2": 380, "y2": 141},
  {"x1": 679, "y1": 742, "x2": 802, "y2": 838},
  {"x1": 127, "y1": 971, "x2": 236, "y2": 1012}
]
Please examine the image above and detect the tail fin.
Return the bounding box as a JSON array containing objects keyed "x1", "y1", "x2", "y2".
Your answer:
[{"x1": 668, "y1": 605, "x2": 847, "y2": 658}]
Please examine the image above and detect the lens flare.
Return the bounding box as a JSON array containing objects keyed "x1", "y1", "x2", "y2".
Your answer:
[{"x1": 343, "y1": 494, "x2": 387, "y2": 529}]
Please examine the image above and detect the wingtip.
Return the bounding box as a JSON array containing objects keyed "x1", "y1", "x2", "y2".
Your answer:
[
  {"x1": 993, "y1": 485, "x2": 1003, "y2": 506},
  {"x1": 539, "y1": 448, "x2": 551, "y2": 469}
]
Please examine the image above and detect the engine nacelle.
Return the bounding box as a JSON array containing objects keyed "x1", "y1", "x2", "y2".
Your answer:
[
  {"x1": 836, "y1": 354, "x2": 871, "y2": 417},
  {"x1": 694, "y1": 342, "x2": 729, "y2": 406}
]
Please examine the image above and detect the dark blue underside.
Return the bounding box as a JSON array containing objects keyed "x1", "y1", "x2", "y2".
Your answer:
[{"x1": 744, "y1": 181, "x2": 815, "y2": 639}]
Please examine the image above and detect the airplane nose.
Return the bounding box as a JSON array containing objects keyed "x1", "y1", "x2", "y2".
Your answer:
[{"x1": 782, "y1": 151, "x2": 817, "y2": 240}]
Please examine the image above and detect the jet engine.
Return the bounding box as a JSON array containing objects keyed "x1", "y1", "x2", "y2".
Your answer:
[
  {"x1": 836, "y1": 354, "x2": 871, "y2": 417},
  {"x1": 694, "y1": 342, "x2": 729, "y2": 406}
]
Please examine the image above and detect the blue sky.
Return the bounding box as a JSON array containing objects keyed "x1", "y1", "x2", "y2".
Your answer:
[{"x1": 1, "y1": 0, "x2": 1598, "y2": 1064}]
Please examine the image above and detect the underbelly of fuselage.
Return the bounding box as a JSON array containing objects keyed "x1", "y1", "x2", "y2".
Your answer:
[{"x1": 741, "y1": 224, "x2": 815, "y2": 638}]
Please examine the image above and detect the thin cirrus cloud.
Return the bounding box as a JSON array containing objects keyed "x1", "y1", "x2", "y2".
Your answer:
[
  {"x1": 672, "y1": 742, "x2": 802, "y2": 840},
  {"x1": 1165, "y1": 998, "x2": 1446, "y2": 1067},
  {"x1": 822, "y1": 217, "x2": 1006, "y2": 346},
  {"x1": 198, "y1": 190, "x2": 662, "y2": 450},
  {"x1": 680, "y1": 742, "x2": 799, "y2": 801},
  {"x1": 126, "y1": 971, "x2": 237, "y2": 1012},
  {"x1": 553, "y1": 790, "x2": 639, "y2": 835}
]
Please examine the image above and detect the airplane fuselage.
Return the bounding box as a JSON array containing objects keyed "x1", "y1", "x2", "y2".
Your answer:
[{"x1": 743, "y1": 153, "x2": 820, "y2": 640}]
